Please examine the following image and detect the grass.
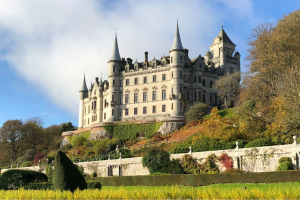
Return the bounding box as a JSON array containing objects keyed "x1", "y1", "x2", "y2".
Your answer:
[
  {"x1": 205, "y1": 107, "x2": 237, "y2": 119},
  {"x1": 1, "y1": 182, "x2": 300, "y2": 199}
]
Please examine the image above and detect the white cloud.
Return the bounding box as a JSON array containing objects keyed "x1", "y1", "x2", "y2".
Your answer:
[{"x1": 0, "y1": 0, "x2": 256, "y2": 119}]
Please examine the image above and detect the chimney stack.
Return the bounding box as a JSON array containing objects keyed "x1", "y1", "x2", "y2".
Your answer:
[{"x1": 144, "y1": 51, "x2": 148, "y2": 63}]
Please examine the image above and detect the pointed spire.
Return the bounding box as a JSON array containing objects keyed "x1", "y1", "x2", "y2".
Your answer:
[
  {"x1": 99, "y1": 73, "x2": 103, "y2": 85},
  {"x1": 90, "y1": 80, "x2": 92, "y2": 91},
  {"x1": 170, "y1": 20, "x2": 184, "y2": 51},
  {"x1": 217, "y1": 28, "x2": 235, "y2": 45},
  {"x1": 109, "y1": 33, "x2": 121, "y2": 61},
  {"x1": 80, "y1": 72, "x2": 88, "y2": 92}
]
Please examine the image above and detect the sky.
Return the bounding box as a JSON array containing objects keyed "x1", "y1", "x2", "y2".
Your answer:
[{"x1": 0, "y1": 0, "x2": 299, "y2": 128}]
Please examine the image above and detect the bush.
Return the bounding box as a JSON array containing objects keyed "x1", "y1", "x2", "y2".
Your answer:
[
  {"x1": 157, "y1": 159, "x2": 185, "y2": 174},
  {"x1": 222, "y1": 168, "x2": 244, "y2": 174},
  {"x1": 218, "y1": 153, "x2": 233, "y2": 170},
  {"x1": 184, "y1": 102, "x2": 211, "y2": 122},
  {"x1": 244, "y1": 138, "x2": 275, "y2": 148},
  {"x1": 53, "y1": 151, "x2": 87, "y2": 192},
  {"x1": 193, "y1": 137, "x2": 226, "y2": 152},
  {"x1": 45, "y1": 165, "x2": 54, "y2": 183},
  {"x1": 34, "y1": 153, "x2": 46, "y2": 164},
  {"x1": 277, "y1": 157, "x2": 293, "y2": 171},
  {"x1": 86, "y1": 181, "x2": 101, "y2": 189},
  {"x1": 225, "y1": 140, "x2": 247, "y2": 149},
  {"x1": 0, "y1": 169, "x2": 47, "y2": 190},
  {"x1": 181, "y1": 154, "x2": 202, "y2": 174},
  {"x1": 20, "y1": 161, "x2": 32, "y2": 167},
  {"x1": 142, "y1": 148, "x2": 170, "y2": 174},
  {"x1": 70, "y1": 131, "x2": 90, "y2": 147}
]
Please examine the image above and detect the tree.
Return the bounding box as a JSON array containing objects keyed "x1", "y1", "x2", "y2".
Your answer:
[
  {"x1": 142, "y1": 148, "x2": 170, "y2": 174},
  {"x1": 213, "y1": 71, "x2": 240, "y2": 109},
  {"x1": 0, "y1": 120, "x2": 24, "y2": 161},
  {"x1": 60, "y1": 122, "x2": 76, "y2": 134},
  {"x1": 184, "y1": 102, "x2": 211, "y2": 122},
  {"x1": 22, "y1": 117, "x2": 44, "y2": 154}
]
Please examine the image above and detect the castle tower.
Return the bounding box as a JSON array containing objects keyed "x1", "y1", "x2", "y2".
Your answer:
[
  {"x1": 209, "y1": 27, "x2": 236, "y2": 73},
  {"x1": 99, "y1": 75, "x2": 104, "y2": 122},
  {"x1": 78, "y1": 73, "x2": 88, "y2": 129},
  {"x1": 105, "y1": 33, "x2": 122, "y2": 122},
  {"x1": 169, "y1": 20, "x2": 185, "y2": 117}
]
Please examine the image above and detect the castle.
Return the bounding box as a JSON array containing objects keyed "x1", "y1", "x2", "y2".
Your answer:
[{"x1": 78, "y1": 22, "x2": 240, "y2": 129}]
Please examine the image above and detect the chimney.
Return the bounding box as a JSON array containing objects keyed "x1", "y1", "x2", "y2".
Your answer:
[
  {"x1": 144, "y1": 51, "x2": 148, "y2": 63},
  {"x1": 95, "y1": 77, "x2": 99, "y2": 84},
  {"x1": 127, "y1": 58, "x2": 133, "y2": 65},
  {"x1": 184, "y1": 49, "x2": 189, "y2": 57}
]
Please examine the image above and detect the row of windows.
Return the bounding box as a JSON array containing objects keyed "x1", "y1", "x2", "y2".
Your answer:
[{"x1": 112, "y1": 90, "x2": 167, "y2": 104}]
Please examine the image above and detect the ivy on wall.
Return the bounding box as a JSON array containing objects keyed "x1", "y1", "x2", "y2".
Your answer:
[{"x1": 103, "y1": 122, "x2": 163, "y2": 140}]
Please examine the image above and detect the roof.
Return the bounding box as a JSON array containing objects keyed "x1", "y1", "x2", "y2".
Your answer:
[
  {"x1": 217, "y1": 28, "x2": 235, "y2": 45},
  {"x1": 109, "y1": 34, "x2": 122, "y2": 61},
  {"x1": 80, "y1": 73, "x2": 88, "y2": 92},
  {"x1": 170, "y1": 21, "x2": 184, "y2": 51}
]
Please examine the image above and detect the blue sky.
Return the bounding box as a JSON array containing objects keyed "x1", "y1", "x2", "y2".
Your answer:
[{"x1": 0, "y1": 0, "x2": 299, "y2": 128}]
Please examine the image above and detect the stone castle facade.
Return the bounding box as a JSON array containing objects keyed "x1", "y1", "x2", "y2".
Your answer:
[{"x1": 78, "y1": 22, "x2": 240, "y2": 129}]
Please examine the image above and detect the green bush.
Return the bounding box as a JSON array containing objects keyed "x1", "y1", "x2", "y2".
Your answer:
[
  {"x1": 92, "y1": 138, "x2": 122, "y2": 155},
  {"x1": 45, "y1": 165, "x2": 54, "y2": 183},
  {"x1": 86, "y1": 181, "x2": 101, "y2": 189},
  {"x1": 244, "y1": 138, "x2": 275, "y2": 148},
  {"x1": 193, "y1": 137, "x2": 226, "y2": 152},
  {"x1": 277, "y1": 157, "x2": 293, "y2": 171},
  {"x1": 103, "y1": 122, "x2": 163, "y2": 140},
  {"x1": 184, "y1": 102, "x2": 211, "y2": 122},
  {"x1": 142, "y1": 148, "x2": 170, "y2": 174},
  {"x1": 0, "y1": 169, "x2": 47, "y2": 190},
  {"x1": 53, "y1": 151, "x2": 87, "y2": 192},
  {"x1": 225, "y1": 140, "x2": 247, "y2": 149},
  {"x1": 20, "y1": 161, "x2": 32, "y2": 167},
  {"x1": 157, "y1": 159, "x2": 185, "y2": 174},
  {"x1": 70, "y1": 132, "x2": 90, "y2": 147}
]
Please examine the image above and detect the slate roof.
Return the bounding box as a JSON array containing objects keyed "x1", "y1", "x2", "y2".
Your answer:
[
  {"x1": 109, "y1": 34, "x2": 121, "y2": 61},
  {"x1": 170, "y1": 21, "x2": 184, "y2": 51},
  {"x1": 80, "y1": 73, "x2": 88, "y2": 92},
  {"x1": 217, "y1": 28, "x2": 235, "y2": 45}
]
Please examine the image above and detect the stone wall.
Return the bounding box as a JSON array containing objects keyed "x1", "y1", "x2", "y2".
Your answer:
[{"x1": 157, "y1": 122, "x2": 186, "y2": 135}]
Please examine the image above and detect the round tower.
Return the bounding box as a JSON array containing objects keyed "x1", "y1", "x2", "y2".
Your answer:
[
  {"x1": 106, "y1": 34, "x2": 122, "y2": 122},
  {"x1": 79, "y1": 73, "x2": 88, "y2": 129},
  {"x1": 169, "y1": 21, "x2": 185, "y2": 117}
]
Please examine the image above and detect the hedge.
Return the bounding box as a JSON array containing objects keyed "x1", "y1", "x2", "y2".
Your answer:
[
  {"x1": 103, "y1": 122, "x2": 163, "y2": 140},
  {"x1": 22, "y1": 181, "x2": 101, "y2": 190},
  {"x1": 86, "y1": 170, "x2": 300, "y2": 186},
  {"x1": 0, "y1": 169, "x2": 48, "y2": 190}
]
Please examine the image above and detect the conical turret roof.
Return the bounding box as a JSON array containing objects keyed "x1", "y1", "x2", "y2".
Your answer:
[
  {"x1": 170, "y1": 20, "x2": 184, "y2": 51},
  {"x1": 80, "y1": 73, "x2": 88, "y2": 92},
  {"x1": 217, "y1": 28, "x2": 235, "y2": 45},
  {"x1": 109, "y1": 34, "x2": 121, "y2": 61}
]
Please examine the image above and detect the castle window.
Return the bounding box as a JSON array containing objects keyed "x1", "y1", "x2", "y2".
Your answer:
[
  {"x1": 94, "y1": 101, "x2": 96, "y2": 110},
  {"x1": 198, "y1": 76, "x2": 201, "y2": 83},
  {"x1": 134, "y1": 78, "x2": 138, "y2": 85},
  {"x1": 113, "y1": 66, "x2": 115, "y2": 72},
  {"x1": 180, "y1": 71, "x2": 182, "y2": 78},
  {"x1": 88, "y1": 105, "x2": 90, "y2": 113},
  {"x1": 172, "y1": 71, "x2": 173, "y2": 78},
  {"x1": 134, "y1": 108, "x2": 138, "y2": 115},
  {"x1": 112, "y1": 109, "x2": 114, "y2": 116},
  {"x1": 171, "y1": 57, "x2": 173, "y2": 63},
  {"x1": 91, "y1": 102, "x2": 93, "y2": 110},
  {"x1": 120, "y1": 95, "x2": 123, "y2": 104},
  {"x1": 230, "y1": 68, "x2": 234, "y2": 73},
  {"x1": 134, "y1": 93, "x2": 138, "y2": 103},
  {"x1": 143, "y1": 76, "x2": 147, "y2": 83},
  {"x1": 143, "y1": 92, "x2": 147, "y2": 102},
  {"x1": 171, "y1": 103, "x2": 173, "y2": 110},
  {"x1": 125, "y1": 109, "x2": 128, "y2": 116},
  {"x1": 152, "y1": 91, "x2": 156, "y2": 101},
  {"x1": 153, "y1": 75, "x2": 156, "y2": 82},
  {"x1": 104, "y1": 100, "x2": 107, "y2": 107},
  {"x1": 120, "y1": 80, "x2": 123, "y2": 86},
  {"x1": 143, "y1": 107, "x2": 147, "y2": 114},
  {"x1": 202, "y1": 79, "x2": 205, "y2": 86},
  {"x1": 113, "y1": 80, "x2": 115, "y2": 86},
  {"x1": 194, "y1": 76, "x2": 196, "y2": 83},
  {"x1": 162, "y1": 90, "x2": 166, "y2": 100},
  {"x1": 112, "y1": 94, "x2": 115, "y2": 102},
  {"x1": 162, "y1": 74, "x2": 166, "y2": 81},
  {"x1": 152, "y1": 106, "x2": 156, "y2": 113},
  {"x1": 104, "y1": 113, "x2": 106, "y2": 119},
  {"x1": 162, "y1": 105, "x2": 166, "y2": 112},
  {"x1": 210, "y1": 81, "x2": 213, "y2": 88},
  {"x1": 126, "y1": 79, "x2": 129, "y2": 86},
  {"x1": 125, "y1": 94, "x2": 129, "y2": 104}
]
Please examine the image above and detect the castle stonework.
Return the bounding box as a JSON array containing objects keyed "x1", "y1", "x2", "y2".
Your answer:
[{"x1": 78, "y1": 22, "x2": 240, "y2": 128}]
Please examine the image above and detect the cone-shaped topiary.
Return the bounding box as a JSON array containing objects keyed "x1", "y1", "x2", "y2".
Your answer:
[{"x1": 53, "y1": 151, "x2": 87, "y2": 192}]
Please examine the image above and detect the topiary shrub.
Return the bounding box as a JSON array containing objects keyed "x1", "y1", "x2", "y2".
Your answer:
[
  {"x1": 244, "y1": 138, "x2": 274, "y2": 148},
  {"x1": 276, "y1": 157, "x2": 293, "y2": 171},
  {"x1": 142, "y1": 148, "x2": 170, "y2": 174},
  {"x1": 0, "y1": 169, "x2": 47, "y2": 190},
  {"x1": 53, "y1": 151, "x2": 87, "y2": 192},
  {"x1": 45, "y1": 165, "x2": 54, "y2": 183}
]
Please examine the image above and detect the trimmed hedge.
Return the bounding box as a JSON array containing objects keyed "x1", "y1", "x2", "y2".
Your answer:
[
  {"x1": 22, "y1": 181, "x2": 101, "y2": 190},
  {"x1": 103, "y1": 122, "x2": 163, "y2": 140},
  {"x1": 86, "y1": 170, "x2": 300, "y2": 186},
  {"x1": 244, "y1": 138, "x2": 275, "y2": 148},
  {"x1": 0, "y1": 169, "x2": 47, "y2": 190}
]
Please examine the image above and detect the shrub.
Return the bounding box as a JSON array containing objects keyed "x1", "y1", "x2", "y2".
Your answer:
[
  {"x1": 0, "y1": 169, "x2": 47, "y2": 190},
  {"x1": 244, "y1": 138, "x2": 275, "y2": 148},
  {"x1": 53, "y1": 151, "x2": 87, "y2": 192},
  {"x1": 202, "y1": 154, "x2": 219, "y2": 174},
  {"x1": 181, "y1": 154, "x2": 202, "y2": 174},
  {"x1": 157, "y1": 159, "x2": 185, "y2": 174},
  {"x1": 86, "y1": 181, "x2": 101, "y2": 189},
  {"x1": 45, "y1": 165, "x2": 54, "y2": 183},
  {"x1": 222, "y1": 168, "x2": 244, "y2": 174},
  {"x1": 142, "y1": 148, "x2": 170, "y2": 174},
  {"x1": 184, "y1": 102, "x2": 211, "y2": 122},
  {"x1": 34, "y1": 153, "x2": 46, "y2": 164},
  {"x1": 225, "y1": 140, "x2": 247, "y2": 149},
  {"x1": 193, "y1": 137, "x2": 226, "y2": 152},
  {"x1": 20, "y1": 161, "x2": 32, "y2": 167},
  {"x1": 218, "y1": 153, "x2": 233, "y2": 170},
  {"x1": 277, "y1": 157, "x2": 293, "y2": 171}
]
